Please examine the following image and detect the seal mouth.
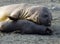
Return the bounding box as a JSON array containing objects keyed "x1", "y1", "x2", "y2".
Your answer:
[
  {"x1": 40, "y1": 22, "x2": 51, "y2": 26},
  {"x1": 45, "y1": 22, "x2": 51, "y2": 26}
]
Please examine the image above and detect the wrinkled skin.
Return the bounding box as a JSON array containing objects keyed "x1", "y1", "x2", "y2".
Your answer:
[
  {"x1": 9, "y1": 4, "x2": 52, "y2": 26},
  {"x1": 0, "y1": 20, "x2": 53, "y2": 35},
  {"x1": 0, "y1": 3, "x2": 52, "y2": 26}
]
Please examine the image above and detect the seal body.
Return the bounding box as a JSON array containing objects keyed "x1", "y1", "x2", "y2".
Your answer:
[
  {"x1": 0, "y1": 20, "x2": 53, "y2": 35},
  {"x1": 0, "y1": 3, "x2": 52, "y2": 26},
  {"x1": 0, "y1": 4, "x2": 21, "y2": 21}
]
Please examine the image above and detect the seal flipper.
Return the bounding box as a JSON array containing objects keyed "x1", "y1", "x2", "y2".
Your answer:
[{"x1": 8, "y1": 16, "x2": 19, "y2": 21}]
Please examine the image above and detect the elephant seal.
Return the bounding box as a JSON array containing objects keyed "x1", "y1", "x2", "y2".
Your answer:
[
  {"x1": 0, "y1": 3, "x2": 52, "y2": 26},
  {"x1": 0, "y1": 20, "x2": 53, "y2": 35}
]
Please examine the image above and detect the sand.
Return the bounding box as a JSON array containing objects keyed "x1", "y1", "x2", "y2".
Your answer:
[{"x1": 0, "y1": 0, "x2": 60, "y2": 44}]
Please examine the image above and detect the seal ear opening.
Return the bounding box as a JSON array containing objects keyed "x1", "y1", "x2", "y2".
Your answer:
[{"x1": 8, "y1": 16, "x2": 18, "y2": 21}]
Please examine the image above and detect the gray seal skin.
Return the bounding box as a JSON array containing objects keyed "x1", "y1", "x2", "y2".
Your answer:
[{"x1": 0, "y1": 20, "x2": 53, "y2": 35}]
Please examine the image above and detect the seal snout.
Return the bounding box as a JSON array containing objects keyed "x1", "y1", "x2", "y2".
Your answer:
[{"x1": 44, "y1": 28, "x2": 53, "y2": 35}]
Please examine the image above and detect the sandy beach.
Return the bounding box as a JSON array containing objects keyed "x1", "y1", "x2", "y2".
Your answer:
[{"x1": 0, "y1": 0, "x2": 60, "y2": 44}]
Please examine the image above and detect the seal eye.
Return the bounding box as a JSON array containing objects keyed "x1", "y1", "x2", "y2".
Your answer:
[
  {"x1": 43, "y1": 15, "x2": 48, "y2": 18},
  {"x1": 45, "y1": 15, "x2": 48, "y2": 17}
]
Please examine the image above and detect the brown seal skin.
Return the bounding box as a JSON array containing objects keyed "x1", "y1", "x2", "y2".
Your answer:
[
  {"x1": 0, "y1": 20, "x2": 53, "y2": 35},
  {"x1": 0, "y1": 3, "x2": 52, "y2": 26}
]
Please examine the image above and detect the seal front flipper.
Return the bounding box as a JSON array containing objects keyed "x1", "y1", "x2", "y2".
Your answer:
[{"x1": 8, "y1": 16, "x2": 19, "y2": 21}]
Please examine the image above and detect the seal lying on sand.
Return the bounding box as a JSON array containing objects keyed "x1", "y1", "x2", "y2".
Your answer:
[
  {"x1": 0, "y1": 20, "x2": 53, "y2": 35},
  {"x1": 0, "y1": 3, "x2": 52, "y2": 26}
]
